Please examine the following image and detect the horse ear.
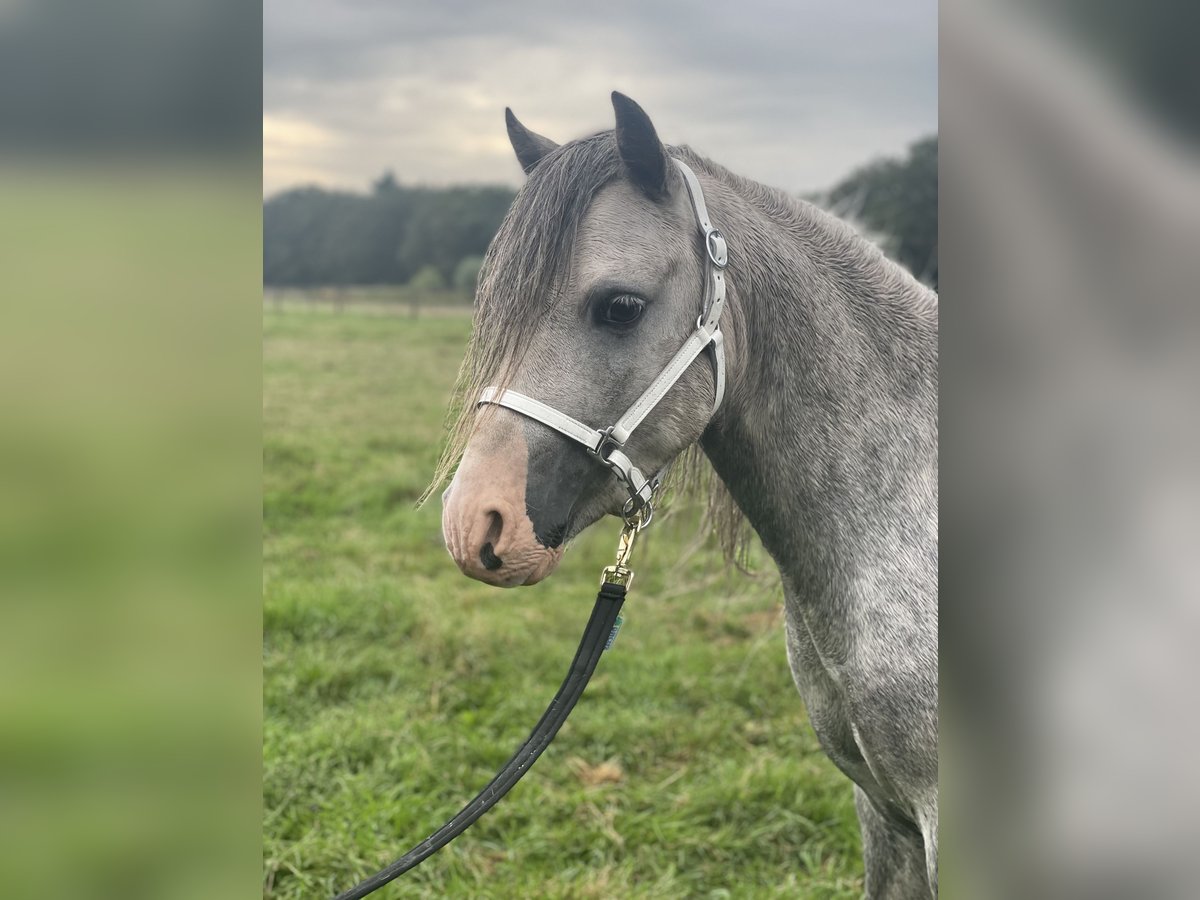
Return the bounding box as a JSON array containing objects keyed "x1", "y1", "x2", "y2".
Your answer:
[
  {"x1": 505, "y1": 108, "x2": 558, "y2": 175},
  {"x1": 612, "y1": 91, "x2": 669, "y2": 200}
]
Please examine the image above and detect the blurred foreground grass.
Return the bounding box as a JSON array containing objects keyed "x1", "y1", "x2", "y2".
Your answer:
[
  {"x1": 0, "y1": 166, "x2": 261, "y2": 900},
  {"x1": 263, "y1": 305, "x2": 861, "y2": 898}
]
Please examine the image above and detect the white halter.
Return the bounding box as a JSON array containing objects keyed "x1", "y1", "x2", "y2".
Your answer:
[{"x1": 479, "y1": 158, "x2": 728, "y2": 518}]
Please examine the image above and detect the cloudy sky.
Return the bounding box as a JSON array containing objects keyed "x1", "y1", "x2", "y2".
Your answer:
[{"x1": 264, "y1": 0, "x2": 936, "y2": 197}]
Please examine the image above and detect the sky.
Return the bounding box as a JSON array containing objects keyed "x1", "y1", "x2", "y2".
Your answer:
[{"x1": 263, "y1": 0, "x2": 937, "y2": 198}]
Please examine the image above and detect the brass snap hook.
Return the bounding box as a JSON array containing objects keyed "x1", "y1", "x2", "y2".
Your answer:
[
  {"x1": 603, "y1": 498, "x2": 653, "y2": 589},
  {"x1": 601, "y1": 517, "x2": 641, "y2": 588},
  {"x1": 621, "y1": 494, "x2": 654, "y2": 529}
]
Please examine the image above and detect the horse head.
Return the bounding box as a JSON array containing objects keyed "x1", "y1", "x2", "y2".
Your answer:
[{"x1": 440, "y1": 93, "x2": 726, "y2": 586}]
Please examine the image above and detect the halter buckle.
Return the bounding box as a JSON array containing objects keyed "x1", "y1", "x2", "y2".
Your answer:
[{"x1": 705, "y1": 229, "x2": 728, "y2": 268}]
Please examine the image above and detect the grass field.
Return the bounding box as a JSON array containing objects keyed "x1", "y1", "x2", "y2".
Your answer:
[{"x1": 263, "y1": 304, "x2": 863, "y2": 898}]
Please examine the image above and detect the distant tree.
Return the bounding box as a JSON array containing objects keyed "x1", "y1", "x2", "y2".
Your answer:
[
  {"x1": 372, "y1": 170, "x2": 400, "y2": 195},
  {"x1": 408, "y1": 264, "x2": 445, "y2": 292},
  {"x1": 263, "y1": 186, "x2": 410, "y2": 286},
  {"x1": 826, "y1": 136, "x2": 938, "y2": 288},
  {"x1": 452, "y1": 255, "x2": 484, "y2": 294},
  {"x1": 397, "y1": 186, "x2": 515, "y2": 283}
]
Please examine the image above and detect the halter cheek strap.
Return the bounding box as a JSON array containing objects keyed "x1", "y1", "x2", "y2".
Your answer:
[{"x1": 478, "y1": 158, "x2": 729, "y2": 515}]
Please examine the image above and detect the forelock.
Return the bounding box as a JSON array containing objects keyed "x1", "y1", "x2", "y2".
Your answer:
[{"x1": 475, "y1": 131, "x2": 623, "y2": 346}]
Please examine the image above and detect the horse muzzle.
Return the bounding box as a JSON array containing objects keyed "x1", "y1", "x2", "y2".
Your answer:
[{"x1": 441, "y1": 443, "x2": 564, "y2": 588}]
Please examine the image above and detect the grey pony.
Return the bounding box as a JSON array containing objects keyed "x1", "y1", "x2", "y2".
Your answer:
[{"x1": 438, "y1": 93, "x2": 938, "y2": 899}]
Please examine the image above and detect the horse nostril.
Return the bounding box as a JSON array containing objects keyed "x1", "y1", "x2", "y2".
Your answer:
[
  {"x1": 480, "y1": 511, "x2": 504, "y2": 571},
  {"x1": 480, "y1": 542, "x2": 502, "y2": 571}
]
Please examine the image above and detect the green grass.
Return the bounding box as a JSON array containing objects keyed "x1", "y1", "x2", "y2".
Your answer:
[{"x1": 263, "y1": 305, "x2": 862, "y2": 898}]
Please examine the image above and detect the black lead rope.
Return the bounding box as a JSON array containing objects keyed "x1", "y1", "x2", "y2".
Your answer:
[{"x1": 331, "y1": 580, "x2": 628, "y2": 900}]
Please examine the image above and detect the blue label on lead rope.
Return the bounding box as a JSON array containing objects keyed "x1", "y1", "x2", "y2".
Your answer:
[{"x1": 604, "y1": 614, "x2": 624, "y2": 651}]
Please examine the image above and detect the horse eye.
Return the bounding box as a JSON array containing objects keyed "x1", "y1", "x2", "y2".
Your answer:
[{"x1": 597, "y1": 294, "x2": 645, "y2": 327}]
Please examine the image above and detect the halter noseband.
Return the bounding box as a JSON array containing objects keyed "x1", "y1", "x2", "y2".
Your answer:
[{"x1": 478, "y1": 158, "x2": 728, "y2": 519}]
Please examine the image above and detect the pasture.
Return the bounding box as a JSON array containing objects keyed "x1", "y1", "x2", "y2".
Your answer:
[{"x1": 263, "y1": 303, "x2": 862, "y2": 898}]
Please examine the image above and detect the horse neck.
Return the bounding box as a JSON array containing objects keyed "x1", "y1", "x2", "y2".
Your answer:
[{"x1": 698, "y1": 171, "x2": 938, "y2": 598}]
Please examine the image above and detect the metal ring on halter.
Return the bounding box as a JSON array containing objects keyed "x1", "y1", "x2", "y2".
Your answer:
[{"x1": 622, "y1": 495, "x2": 653, "y2": 529}]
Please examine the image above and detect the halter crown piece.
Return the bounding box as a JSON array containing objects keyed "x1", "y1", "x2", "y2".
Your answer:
[{"x1": 479, "y1": 158, "x2": 728, "y2": 519}]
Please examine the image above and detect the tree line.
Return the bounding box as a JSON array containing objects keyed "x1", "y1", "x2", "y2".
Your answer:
[
  {"x1": 263, "y1": 136, "x2": 936, "y2": 291},
  {"x1": 263, "y1": 172, "x2": 513, "y2": 290}
]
